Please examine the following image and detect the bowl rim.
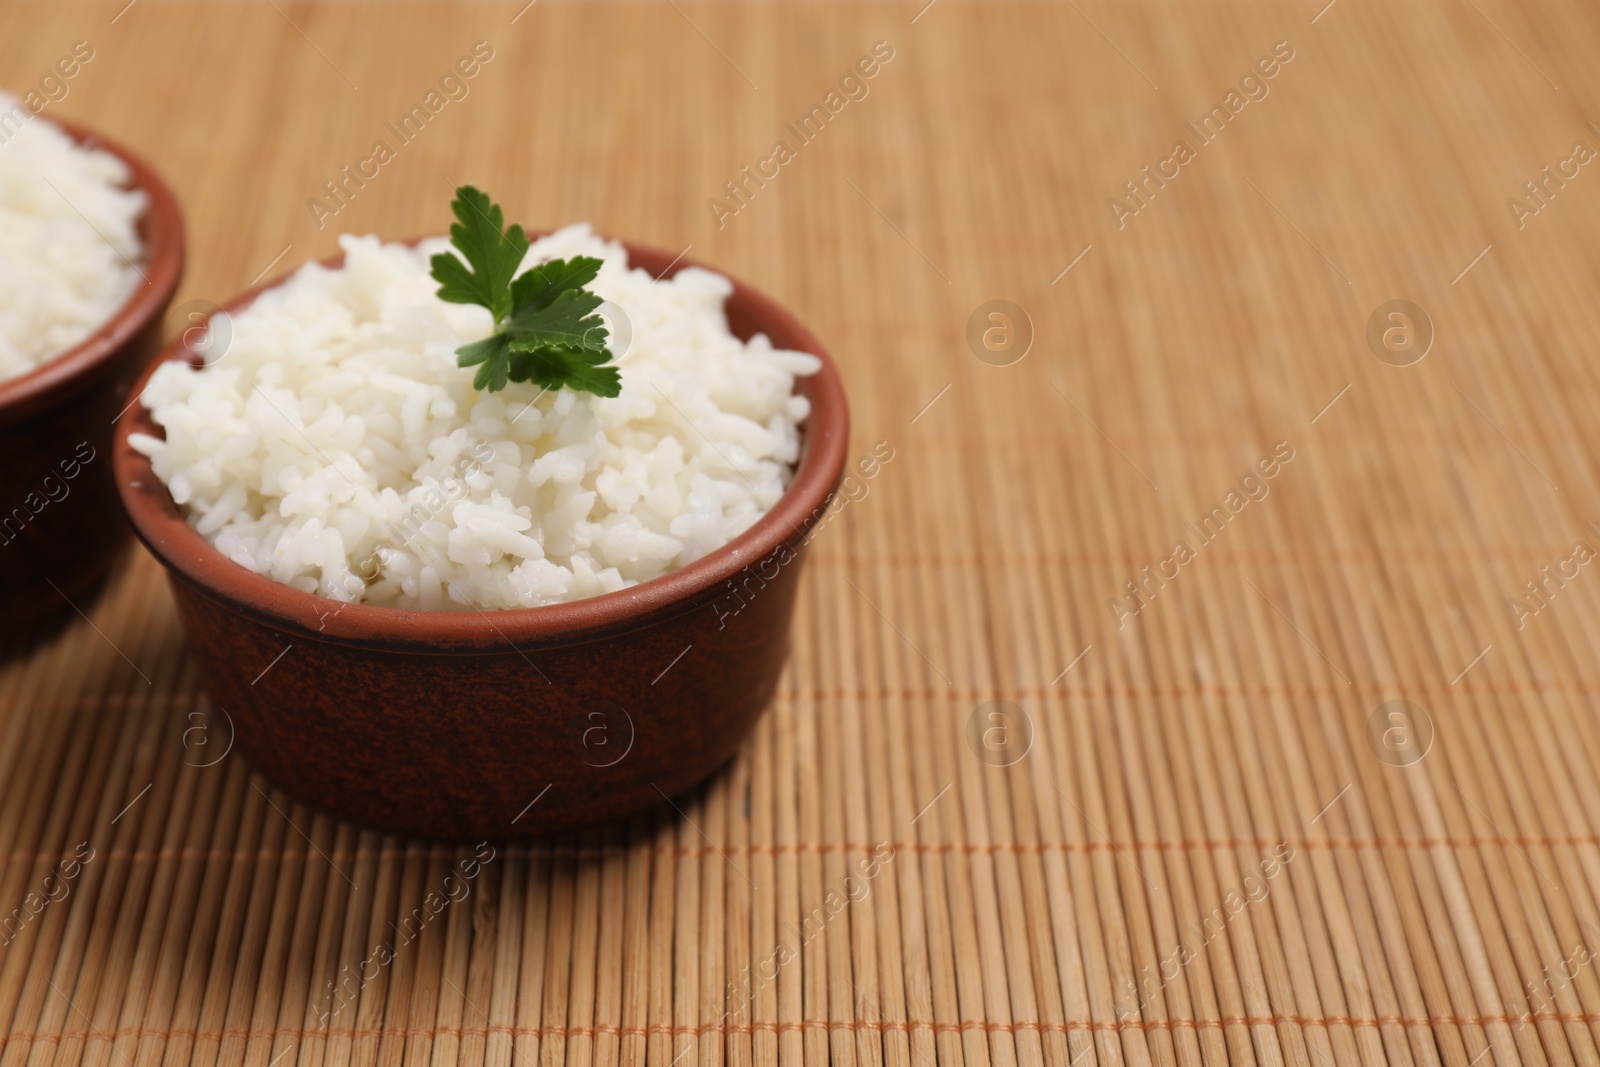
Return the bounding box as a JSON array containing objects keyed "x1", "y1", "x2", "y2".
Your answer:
[
  {"x1": 0, "y1": 113, "x2": 185, "y2": 424},
  {"x1": 114, "y1": 237, "x2": 850, "y2": 653}
]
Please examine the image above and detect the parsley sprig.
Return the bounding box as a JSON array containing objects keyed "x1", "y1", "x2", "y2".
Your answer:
[{"x1": 430, "y1": 186, "x2": 621, "y2": 397}]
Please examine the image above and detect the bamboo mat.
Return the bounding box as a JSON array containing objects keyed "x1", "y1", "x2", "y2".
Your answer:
[{"x1": 6, "y1": 1, "x2": 1600, "y2": 1066}]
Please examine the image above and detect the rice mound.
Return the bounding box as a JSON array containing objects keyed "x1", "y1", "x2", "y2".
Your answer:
[
  {"x1": 0, "y1": 92, "x2": 147, "y2": 380},
  {"x1": 131, "y1": 226, "x2": 820, "y2": 611}
]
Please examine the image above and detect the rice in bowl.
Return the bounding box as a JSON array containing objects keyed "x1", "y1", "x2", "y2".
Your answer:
[
  {"x1": 0, "y1": 92, "x2": 147, "y2": 380},
  {"x1": 130, "y1": 226, "x2": 821, "y2": 611}
]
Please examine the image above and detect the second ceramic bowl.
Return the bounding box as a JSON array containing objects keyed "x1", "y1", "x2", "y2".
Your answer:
[
  {"x1": 114, "y1": 241, "x2": 848, "y2": 839},
  {"x1": 0, "y1": 117, "x2": 184, "y2": 628}
]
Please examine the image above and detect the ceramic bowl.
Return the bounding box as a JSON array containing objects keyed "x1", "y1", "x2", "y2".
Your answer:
[
  {"x1": 114, "y1": 241, "x2": 848, "y2": 839},
  {"x1": 0, "y1": 117, "x2": 184, "y2": 627}
]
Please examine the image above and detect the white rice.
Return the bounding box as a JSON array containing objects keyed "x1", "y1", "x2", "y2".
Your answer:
[
  {"x1": 0, "y1": 92, "x2": 146, "y2": 380},
  {"x1": 131, "y1": 226, "x2": 820, "y2": 611}
]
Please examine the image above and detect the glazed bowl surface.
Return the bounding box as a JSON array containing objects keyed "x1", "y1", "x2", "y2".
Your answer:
[
  {"x1": 0, "y1": 115, "x2": 184, "y2": 627},
  {"x1": 114, "y1": 240, "x2": 848, "y2": 839}
]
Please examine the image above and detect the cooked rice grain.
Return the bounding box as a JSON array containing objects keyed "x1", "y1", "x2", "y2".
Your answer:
[{"x1": 132, "y1": 226, "x2": 819, "y2": 610}]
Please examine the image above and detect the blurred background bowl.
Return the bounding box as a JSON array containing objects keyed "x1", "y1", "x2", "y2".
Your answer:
[{"x1": 0, "y1": 116, "x2": 183, "y2": 630}]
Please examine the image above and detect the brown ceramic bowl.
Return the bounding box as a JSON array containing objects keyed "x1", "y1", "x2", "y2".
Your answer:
[
  {"x1": 115, "y1": 241, "x2": 848, "y2": 840},
  {"x1": 0, "y1": 117, "x2": 184, "y2": 627}
]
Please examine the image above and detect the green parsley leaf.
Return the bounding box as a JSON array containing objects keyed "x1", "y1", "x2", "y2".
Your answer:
[
  {"x1": 430, "y1": 187, "x2": 621, "y2": 398},
  {"x1": 430, "y1": 186, "x2": 529, "y2": 322},
  {"x1": 504, "y1": 286, "x2": 607, "y2": 353},
  {"x1": 510, "y1": 256, "x2": 603, "y2": 316},
  {"x1": 508, "y1": 346, "x2": 622, "y2": 397},
  {"x1": 454, "y1": 333, "x2": 512, "y2": 392}
]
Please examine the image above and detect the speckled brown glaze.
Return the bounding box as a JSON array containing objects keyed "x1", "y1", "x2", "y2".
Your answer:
[
  {"x1": 0, "y1": 118, "x2": 184, "y2": 627},
  {"x1": 115, "y1": 241, "x2": 848, "y2": 840}
]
